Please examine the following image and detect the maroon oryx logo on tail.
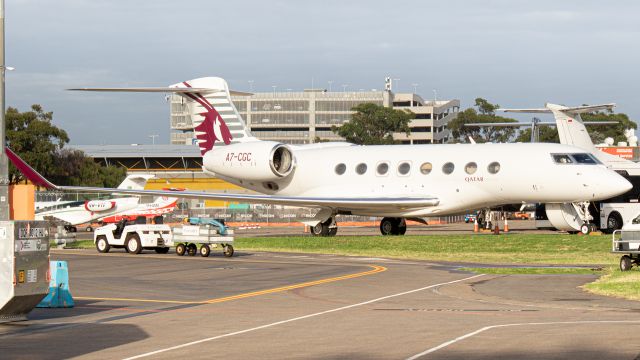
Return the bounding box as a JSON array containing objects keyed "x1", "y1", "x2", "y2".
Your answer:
[{"x1": 183, "y1": 82, "x2": 233, "y2": 155}]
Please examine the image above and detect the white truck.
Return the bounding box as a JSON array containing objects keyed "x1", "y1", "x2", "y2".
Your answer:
[
  {"x1": 94, "y1": 220, "x2": 172, "y2": 254},
  {"x1": 599, "y1": 202, "x2": 640, "y2": 234}
]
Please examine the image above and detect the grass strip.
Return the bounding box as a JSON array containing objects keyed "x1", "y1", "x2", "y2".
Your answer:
[{"x1": 460, "y1": 267, "x2": 602, "y2": 275}]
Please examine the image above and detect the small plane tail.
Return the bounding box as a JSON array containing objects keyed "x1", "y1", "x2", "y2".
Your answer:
[
  {"x1": 500, "y1": 103, "x2": 616, "y2": 151},
  {"x1": 69, "y1": 77, "x2": 257, "y2": 156},
  {"x1": 117, "y1": 174, "x2": 155, "y2": 190}
]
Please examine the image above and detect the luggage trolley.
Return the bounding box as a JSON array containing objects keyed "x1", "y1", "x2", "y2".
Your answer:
[
  {"x1": 612, "y1": 229, "x2": 640, "y2": 271},
  {"x1": 172, "y1": 218, "x2": 235, "y2": 257}
]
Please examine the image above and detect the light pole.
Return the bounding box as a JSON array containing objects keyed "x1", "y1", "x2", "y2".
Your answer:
[
  {"x1": 148, "y1": 134, "x2": 159, "y2": 145},
  {"x1": 272, "y1": 85, "x2": 277, "y2": 95},
  {"x1": 412, "y1": 83, "x2": 419, "y2": 94},
  {"x1": 248, "y1": 80, "x2": 254, "y2": 92},
  {"x1": 327, "y1": 80, "x2": 333, "y2": 92},
  {"x1": 341, "y1": 84, "x2": 348, "y2": 92},
  {"x1": 0, "y1": 0, "x2": 9, "y2": 220},
  {"x1": 433, "y1": 89, "x2": 438, "y2": 102}
]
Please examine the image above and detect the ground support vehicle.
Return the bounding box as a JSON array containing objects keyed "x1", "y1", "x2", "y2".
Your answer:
[
  {"x1": 172, "y1": 219, "x2": 234, "y2": 257},
  {"x1": 94, "y1": 221, "x2": 172, "y2": 254},
  {"x1": 600, "y1": 202, "x2": 640, "y2": 234},
  {"x1": 612, "y1": 229, "x2": 640, "y2": 271}
]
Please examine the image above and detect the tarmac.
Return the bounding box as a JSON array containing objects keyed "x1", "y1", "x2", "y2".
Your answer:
[{"x1": 1, "y1": 244, "x2": 639, "y2": 359}]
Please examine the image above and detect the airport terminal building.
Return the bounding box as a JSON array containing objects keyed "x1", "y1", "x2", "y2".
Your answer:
[{"x1": 170, "y1": 79, "x2": 459, "y2": 145}]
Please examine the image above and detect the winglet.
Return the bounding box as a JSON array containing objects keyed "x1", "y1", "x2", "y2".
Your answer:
[{"x1": 5, "y1": 147, "x2": 57, "y2": 189}]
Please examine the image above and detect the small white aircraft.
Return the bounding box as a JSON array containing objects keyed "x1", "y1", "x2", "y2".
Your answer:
[
  {"x1": 34, "y1": 174, "x2": 161, "y2": 231},
  {"x1": 9, "y1": 77, "x2": 632, "y2": 236}
]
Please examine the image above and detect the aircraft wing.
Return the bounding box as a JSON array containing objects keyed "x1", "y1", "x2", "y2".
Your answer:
[{"x1": 7, "y1": 148, "x2": 439, "y2": 210}]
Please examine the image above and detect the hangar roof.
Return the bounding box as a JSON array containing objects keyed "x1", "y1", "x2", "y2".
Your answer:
[{"x1": 72, "y1": 144, "x2": 201, "y2": 158}]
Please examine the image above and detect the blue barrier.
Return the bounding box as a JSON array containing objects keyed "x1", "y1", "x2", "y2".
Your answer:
[{"x1": 37, "y1": 261, "x2": 74, "y2": 308}]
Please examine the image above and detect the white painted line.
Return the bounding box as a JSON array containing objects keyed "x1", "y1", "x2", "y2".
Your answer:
[
  {"x1": 123, "y1": 274, "x2": 485, "y2": 360},
  {"x1": 405, "y1": 320, "x2": 640, "y2": 360}
]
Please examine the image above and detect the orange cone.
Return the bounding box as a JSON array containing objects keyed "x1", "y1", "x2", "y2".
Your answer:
[
  {"x1": 473, "y1": 219, "x2": 479, "y2": 233},
  {"x1": 504, "y1": 218, "x2": 509, "y2": 232}
]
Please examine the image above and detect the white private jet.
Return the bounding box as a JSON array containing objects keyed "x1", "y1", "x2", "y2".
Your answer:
[{"x1": 9, "y1": 77, "x2": 632, "y2": 236}]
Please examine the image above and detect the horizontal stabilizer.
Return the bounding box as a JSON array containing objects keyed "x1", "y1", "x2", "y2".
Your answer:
[
  {"x1": 68, "y1": 87, "x2": 253, "y2": 97},
  {"x1": 498, "y1": 108, "x2": 551, "y2": 114},
  {"x1": 464, "y1": 122, "x2": 555, "y2": 127},
  {"x1": 499, "y1": 103, "x2": 615, "y2": 114}
]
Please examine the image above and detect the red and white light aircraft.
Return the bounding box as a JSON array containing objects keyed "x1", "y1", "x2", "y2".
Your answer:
[
  {"x1": 9, "y1": 77, "x2": 632, "y2": 236},
  {"x1": 34, "y1": 174, "x2": 178, "y2": 230}
]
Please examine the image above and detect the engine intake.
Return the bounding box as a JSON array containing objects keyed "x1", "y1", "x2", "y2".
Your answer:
[{"x1": 204, "y1": 141, "x2": 296, "y2": 182}]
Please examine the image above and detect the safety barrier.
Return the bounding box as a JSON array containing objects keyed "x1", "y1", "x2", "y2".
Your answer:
[{"x1": 37, "y1": 261, "x2": 74, "y2": 308}]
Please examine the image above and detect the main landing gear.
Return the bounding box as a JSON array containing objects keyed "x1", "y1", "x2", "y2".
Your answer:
[
  {"x1": 379, "y1": 217, "x2": 407, "y2": 236},
  {"x1": 311, "y1": 217, "x2": 338, "y2": 237}
]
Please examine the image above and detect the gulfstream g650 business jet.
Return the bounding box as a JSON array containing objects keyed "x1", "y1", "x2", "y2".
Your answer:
[{"x1": 8, "y1": 77, "x2": 632, "y2": 236}]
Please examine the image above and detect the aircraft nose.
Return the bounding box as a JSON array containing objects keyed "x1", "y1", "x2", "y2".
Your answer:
[{"x1": 599, "y1": 171, "x2": 632, "y2": 199}]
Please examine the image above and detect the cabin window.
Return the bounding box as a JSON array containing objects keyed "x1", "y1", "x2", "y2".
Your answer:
[
  {"x1": 488, "y1": 161, "x2": 501, "y2": 174},
  {"x1": 335, "y1": 163, "x2": 346, "y2": 175},
  {"x1": 420, "y1": 162, "x2": 432, "y2": 175},
  {"x1": 464, "y1": 162, "x2": 478, "y2": 175},
  {"x1": 356, "y1": 163, "x2": 367, "y2": 175},
  {"x1": 552, "y1": 154, "x2": 573, "y2": 164},
  {"x1": 377, "y1": 162, "x2": 389, "y2": 175},
  {"x1": 398, "y1": 162, "x2": 411, "y2": 175},
  {"x1": 633, "y1": 214, "x2": 640, "y2": 225},
  {"x1": 571, "y1": 153, "x2": 599, "y2": 164},
  {"x1": 442, "y1": 162, "x2": 455, "y2": 175}
]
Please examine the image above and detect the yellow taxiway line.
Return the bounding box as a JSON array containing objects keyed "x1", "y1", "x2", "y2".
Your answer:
[{"x1": 75, "y1": 265, "x2": 387, "y2": 305}]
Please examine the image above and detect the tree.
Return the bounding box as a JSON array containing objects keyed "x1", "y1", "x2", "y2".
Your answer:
[
  {"x1": 515, "y1": 127, "x2": 560, "y2": 143},
  {"x1": 331, "y1": 103, "x2": 413, "y2": 145},
  {"x1": 447, "y1": 98, "x2": 518, "y2": 143},
  {"x1": 52, "y1": 149, "x2": 126, "y2": 188},
  {"x1": 7, "y1": 105, "x2": 126, "y2": 187},
  {"x1": 7, "y1": 105, "x2": 69, "y2": 184},
  {"x1": 581, "y1": 111, "x2": 637, "y2": 144}
]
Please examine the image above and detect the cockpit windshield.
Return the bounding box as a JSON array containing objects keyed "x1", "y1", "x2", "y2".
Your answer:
[{"x1": 552, "y1": 153, "x2": 600, "y2": 165}]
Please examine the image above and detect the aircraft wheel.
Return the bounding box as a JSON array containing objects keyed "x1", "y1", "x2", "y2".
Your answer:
[
  {"x1": 620, "y1": 255, "x2": 633, "y2": 271},
  {"x1": 126, "y1": 234, "x2": 142, "y2": 254},
  {"x1": 155, "y1": 247, "x2": 170, "y2": 254},
  {"x1": 200, "y1": 244, "x2": 211, "y2": 257},
  {"x1": 328, "y1": 227, "x2": 338, "y2": 236},
  {"x1": 224, "y1": 245, "x2": 234, "y2": 257},
  {"x1": 85, "y1": 226, "x2": 93, "y2": 232},
  {"x1": 580, "y1": 223, "x2": 591, "y2": 235},
  {"x1": 397, "y1": 218, "x2": 407, "y2": 235},
  {"x1": 187, "y1": 243, "x2": 197, "y2": 256},
  {"x1": 380, "y1": 217, "x2": 397, "y2": 236},
  {"x1": 95, "y1": 236, "x2": 110, "y2": 253},
  {"x1": 176, "y1": 243, "x2": 186, "y2": 256},
  {"x1": 311, "y1": 221, "x2": 330, "y2": 236}
]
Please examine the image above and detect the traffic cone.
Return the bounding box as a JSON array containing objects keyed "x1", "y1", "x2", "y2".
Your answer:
[
  {"x1": 504, "y1": 218, "x2": 509, "y2": 232},
  {"x1": 473, "y1": 219, "x2": 479, "y2": 232},
  {"x1": 304, "y1": 225, "x2": 309, "y2": 233}
]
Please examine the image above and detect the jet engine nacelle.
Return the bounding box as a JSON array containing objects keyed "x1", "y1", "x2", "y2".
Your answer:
[
  {"x1": 84, "y1": 200, "x2": 116, "y2": 212},
  {"x1": 204, "y1": 141, "x2": 296, "y2": 181}
]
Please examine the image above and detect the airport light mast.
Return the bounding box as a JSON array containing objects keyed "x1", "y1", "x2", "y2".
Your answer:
[{"x1": 0, "y1": 0, "x2": 9, "y2": 221}]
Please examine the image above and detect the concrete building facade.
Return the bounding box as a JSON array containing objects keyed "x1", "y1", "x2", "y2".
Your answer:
[{"x1": 170, "y1": 79, "x2": 459, "y2": 145}]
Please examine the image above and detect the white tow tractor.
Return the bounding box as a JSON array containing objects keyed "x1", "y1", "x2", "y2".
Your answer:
[{"x1": 94, "y1": 219, "x2": 172, "y2": 254}]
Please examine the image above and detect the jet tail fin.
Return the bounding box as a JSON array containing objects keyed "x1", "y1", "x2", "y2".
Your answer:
[
  {"x1": 117, "y1": 174, "x2": 155, "y2": 190},
  {"x1": 70, "y1": 77, "x2": 257, "y2": 155}
]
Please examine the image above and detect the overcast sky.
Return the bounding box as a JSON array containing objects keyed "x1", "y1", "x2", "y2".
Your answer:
[{"x1": 6, "y1": 0, "x2": 640, "y2": 144}]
